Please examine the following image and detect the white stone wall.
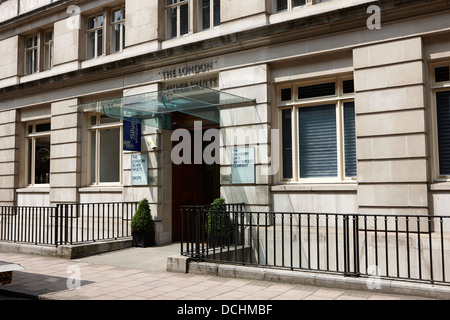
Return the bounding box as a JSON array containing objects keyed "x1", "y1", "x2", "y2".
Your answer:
[
  {"x1": 0, "y1": 110, "x2": 18, "y2": 206},
  {"x1": 353, "y1": 37, "x2": 429, "y2": 216}
]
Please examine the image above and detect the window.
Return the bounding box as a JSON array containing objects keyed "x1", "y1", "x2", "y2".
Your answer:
[
  {"x1": 86, "y1": 13, "x2": 104, "y2": 60},
  {"x1": 199, "y1": 0, "x2": 220, "y2": 31},
  {"x1": 111, "y1": 6, "x2": 126, "y2": 53},
  {"x1": 278, "y1": 77, "x2": 356, "y2": 182},
  {"x1": 276, "y1": 0, "x2": 306, "y2": 12},
  {"x1": 89, "y1": 114, "x2": 122, "y2": 184},
  {"x1": 43, "y1": 30, "x2": 53, "y2": 71},
  {"x1": 432, "y1": 62, "x2": 450, "y2": 178},
  {"x1": 26, "y1": 122, "x2": 51, "y2": 186},
  {"x1": 166, "y1": 0, "x2": 189, "y2": 38},
  {"x1": 25, "y1": 34, "x2": 38, "y2": 75}
]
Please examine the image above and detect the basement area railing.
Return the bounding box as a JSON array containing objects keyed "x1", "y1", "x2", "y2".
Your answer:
[
  {"x1": 180, "y1": 205, "x2": 450, "y2": 286},
  {"x1": 0, "y1": 202, "x2": 138, "y2": 247}
]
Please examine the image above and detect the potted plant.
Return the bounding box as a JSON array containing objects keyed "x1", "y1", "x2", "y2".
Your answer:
[
  {"x1": 205, "y1": 198, "x2": 232, "y2": 247},
  {"x1": 131, "y1": 198, "x2": 155, "y2": 247}
]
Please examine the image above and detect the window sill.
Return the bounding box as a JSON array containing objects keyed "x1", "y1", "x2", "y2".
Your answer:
[
  {"x1": 16, "y1": 187, "x2": 50, "y2": 193},
  {"x1": 271, "y1": 183, "x2": 357, "y2": 192},
  {"x1": 429, "y1": 182, "x2": 450, "y2": 191},
  {"x1": 79, "y1": 186, "x2": 123, "y2": 193}
]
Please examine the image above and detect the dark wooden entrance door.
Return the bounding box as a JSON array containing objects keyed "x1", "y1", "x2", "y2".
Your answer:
[{"x1": 171, "y1": 113, "x2": 220, "y2": 242}]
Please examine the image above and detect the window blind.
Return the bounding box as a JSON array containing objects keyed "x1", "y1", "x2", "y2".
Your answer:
[
  {"x1": 437, "y1": 91, "x2": 450, "y2": 175},
  {"x1": 299, "y1": 104, "x2": 337, "y2": 178}
]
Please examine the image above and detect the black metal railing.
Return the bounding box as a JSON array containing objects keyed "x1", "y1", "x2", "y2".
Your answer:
[
  {"x1": 0, "y1": 202, "x2": 138, "y2": 246},
  {"x1": 180, "y1": 207, "x2": 450, "y2": 286}
]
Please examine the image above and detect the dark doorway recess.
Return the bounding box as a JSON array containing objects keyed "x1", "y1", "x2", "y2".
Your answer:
[{"x1": 171, "y1": 112, "x2": 220, "y2": 242}]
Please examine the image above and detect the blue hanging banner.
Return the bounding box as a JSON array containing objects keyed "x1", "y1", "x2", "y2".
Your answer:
[{"x1": 123, "y1": 120, "x2": 142, "y2": 152}]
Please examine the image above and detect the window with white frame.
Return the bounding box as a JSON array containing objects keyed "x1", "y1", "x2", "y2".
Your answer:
[
  {"x1": 43, "y1": 30, "x2": 53, "y2": 71},
  {"x1": 89, "y1": 114, "x2": 122, "y2": 184},
  {"x1": 86, "y1": 13, "x2": 104, "y2": 60},
  {"x1": 278, "y1": 76, "x2": 356, "y2": 182},
  {"x1": 199, "y1": 0, "x2": 220, "y2": 31},
  {"x1": 26, "y1": 122, "x2": 51, "y2": 186},
  {"x1": 166, "y1": 0, "x2": 189, "y2": 38},
  {"x1": 431, "y1": 62, "x2": 450, "y2": 179},
  {"x1": 276, "y1": 0, "x2": 306, "y2": 12},
  {"x1": 25, "y1": 34, "x2": 38, "y2": 75},
  {"x1": 111, "y1": 6, "x2": 126, "y2": 53}
]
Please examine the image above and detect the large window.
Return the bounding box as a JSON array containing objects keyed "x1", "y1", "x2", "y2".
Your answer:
[
  {"x1": 111, "y1": 6, "x2": 126, "y2": 53},
  {"x1": 89, "y1": 114, "x2": 122, "y2": 184},
  {"x1": 166, "y1": 0, "x2": 189, "y2": 38},
  {"x1": 278, "y1": 77, "x2": 356, "y2": 182},
  {"x1": 25, "y1": 34, "x2": 38, "y2": 75},
  {"x1": 26, "y1": 122, "x2": 51, "y2": 186},
  {"x1": 276, "y1": 0, "x2": 306, "y2": 12},
  {"x1": 86, "y1": 13, "x2": 104, "y2": 60},
  {"x1": 432, "y1": 63, "x2": 450, "y2": 178},
  {"x1": 43, "y1": 30, "x2": 54, "y2": 71},
  {"x1": 199, "y1": 0, "x2": 220, "y2": 31}
]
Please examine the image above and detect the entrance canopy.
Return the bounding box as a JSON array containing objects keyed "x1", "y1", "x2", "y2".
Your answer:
[{"x1": 75, "y1": 85, "x2": 254, "y2": 130}]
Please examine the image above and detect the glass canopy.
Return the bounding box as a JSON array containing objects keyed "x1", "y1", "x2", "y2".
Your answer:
[{"x1": 75, "y1": 85, "x2": 254, "y2": 130}]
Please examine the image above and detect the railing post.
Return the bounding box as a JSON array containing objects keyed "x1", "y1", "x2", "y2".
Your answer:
[{"x1": 55, "y1": 205, "x2": 59, "y2": 247}]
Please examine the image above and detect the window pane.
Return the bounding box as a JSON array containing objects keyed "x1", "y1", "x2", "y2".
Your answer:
[
  {"x1": 100, "y1": 114, "x2": 119, "y2": 124},
  {"x1": 44, "y1": 31, "x2": 52, "y2": 43},
  {"x1": 435, "y1": 67, "x2": 450, "y2": 83},
  {"x1": 97, "y1": 29, "x2": 103, "y2": 57},
  {"x1": 26, "y1": 37, "x2": 33, "y2": 48},
  {"x1": 87, "y1": 17, "x2": 96, "y2": 30},
  {"x1": 99, "y1": 128, "x2": 120, "y2": 182},
  {"x1": 111, "y1": 24, "x2": 121, "y2": 53},
  {"x1": 34, "y1": 136, "x2": 51, "y2": 184},
  {"x1": 27, "y1": 139, "x2": 32, "y2": 185},
  {"x1": 90, "y1": 131, "x2": 96, "y2": 184},
  {"x1": 44, "y1": 44, "x2": 52, "y2": 70},
  {"x1": 168, "y1": 7, "x2": 177, "y2": 38},
  {"x1": 202, "y1": 0, "x2": 210, "y2": 30},
  {"x1": 122, "y1": 22, "x2": 126, "y2": 49},
  {"x1": 26, "y1": 50, "x2": 33, "y2": 74},
  {"x1": 97, "y1": 15, "x2": 104, "y2": 27},
  {"x1": 36, "y1": 123, "x2": 51, "y2": 133},
  {"x1": 298, "y1": 82, "x2": 336, "y2": 99},
  {"x1": 343, "y1": 102, "x2": 357, "y2": 177},
  {"x1": 292, "y1": 0, "x2": 306, "y2": 7},
  {"x1": 277, "y1": 0, "x2": 287, "y2": 11},
  {"x1": 112, "y1": 9, "x2": 121, "y2": 22},
  {"x1": 87, "y1": 32, "x2": 96, "y2": 59},
  {"x1": 281, "y1": 88, "x2": 292, "y2": 101},
  {"x1": 213, "y1": 0, "x2": 220, "y2": 26},
  {"x1": 299, "y1": 105, "x2": 337, "y2": 178},
  {"x1": 180, "y1": 4, "x2": 189, "y2": 36},
  {"x1": 282, "y1": 109, "x2": 293, "y2": 179},
  {"x1": 437, "y1": 91, "x2": 450, "y2": 175},
  {"x1": 343, "y1": 79, "x2": 355, "y2": 94}
]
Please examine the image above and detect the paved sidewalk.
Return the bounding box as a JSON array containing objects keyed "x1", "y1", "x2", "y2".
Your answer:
[{"x1": 0, "y1": 244, "x2": 437, "y2": 301}]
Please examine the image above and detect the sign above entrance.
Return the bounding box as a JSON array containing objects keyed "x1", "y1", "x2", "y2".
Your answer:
[
  {"x1": 161, "y1": 61, "x2": 215, "y2": 80},
  {"x1": 74, "y1": 86, "x2": 255, "y2": 130}
]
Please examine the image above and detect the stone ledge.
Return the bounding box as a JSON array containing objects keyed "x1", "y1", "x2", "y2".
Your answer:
[{"x1": 0, "y1": 239, "x2": 133, "y2": 259}]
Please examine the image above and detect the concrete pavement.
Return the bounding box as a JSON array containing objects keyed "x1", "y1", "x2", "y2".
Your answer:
[{"x1": 0, "y1": 243, "x2": 443, "y2": 301}]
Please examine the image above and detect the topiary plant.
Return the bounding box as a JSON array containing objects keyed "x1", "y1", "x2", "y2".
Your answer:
[
  {"x1": 131, "y1": 198, "x2": 154, "y2": 233},
  {"x1": 206, "y1": 198, "x2": 232, "y2": 243}
]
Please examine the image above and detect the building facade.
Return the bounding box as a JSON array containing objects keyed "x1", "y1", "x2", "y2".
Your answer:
[{"x1": 0, "y1": 0, "x2": 450, "y2": 245}]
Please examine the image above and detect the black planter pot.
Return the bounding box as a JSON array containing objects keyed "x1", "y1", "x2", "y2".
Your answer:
[{"x1": 132, "y1": 230, "x2": 155, "y2": 248}]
